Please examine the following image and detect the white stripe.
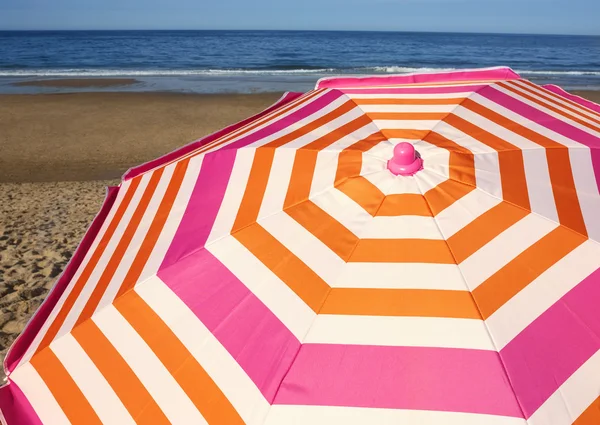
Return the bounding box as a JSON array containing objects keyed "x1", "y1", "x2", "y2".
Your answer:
[
  {"x1": 415, "y1": 169, "x2": 451, "y2": 197},
  {"x1": 247, "y1": 94, "x2": 350, "y2": 149},
  {"x1": 417, "y1": 140, "x2": 451, "y2": 180},
  {"x1": 348, "y1": 92, "x2": 472, "y2": 99},
  {"x1": 9, "y1": 363, "x2": 71, "y2": 425},
  {"x1": 434, "y1": 121, "x2": 503, "y2": 198},
  {"x1": 385, "y1": 175, "x2": 422, "y2": 195},
  {"x1": 528, "y1": 350, "x2": 600, "y2": 425},
  {"x1": 281, "y1": 106, "x2": 364, "y2": 150},
  {"x1": 258, "y1": 148, "x2": 296, "y2": 219},
  {"x1": 201, "y1": 90, "x2": 332, "y2": 154},
  {"x1": 323, "y1": 123, "x2": 381, "y2": 152},
  {"x1": 261, "y1": 210, "x2": 346, "y2": 284},
  {"x1": 309, "y1": 150, "x2": 340, "y2": 198},
  {"x1": 358, "y1": 104, "x2": 457, "y2": 113},
  {"x1": 470, "y1": 93, "x2": 583, "y2": 148},
  {"x1": 52, "y1": 171, "x2": 153, "y2": 339},
  {"x1": 92, "y1": 162, "x2": 177, "y2": 314},
  {"x1": 455, "y1": 105, "x2": 558, "y2": 221},
  {"x1": 569, "y1": 148, "x2": 600, "y2": 241},
  {"x1": 51, "y1": 334, "x2": 136, "y2": 425},
  {"x1": 304, "y1": 315, "x2": 494, "y2": 350},
  {"x1": 361, "y1": 216, "x2": 444, "y2": 239},
  {"x1": 137, "y1": 154, "x2": 204, "y2": 284},
  {"x1": 264, "y1": 405, "x2": 526, "y2": 425},
  {"x1": 505, "y1": 81, "x2": 600, "y2": 130},
  {"x1": 435, "y1": 188, "x2": 501, "y2": 238},
  {"x1": 311, "y1": 188, "x2": 371, "y2": 236},
  {"x1": 460, "y1": 213, "x2": 557, "y2": 289},
  {"x1": 361, "y1": 170, "x2": 395, "y2": 195},
  {"x1": 512, "y1": 80, "x2": 600, "y2": 121},
  {"x1": 374, "y1": 119, "x2": 439, "y2": 130},
  {"x1": 207, "y1": 236, "x2": 316, "y2": 340},
  {"x1": 15, "y1": 177, "x2": 137, "y2": 369},
  {"x1": 206, "y1": 148, "x2": 255, "y2": 244},
  {"x1": 94, "y1": 305, "x2": 207, "y2": 425},
  {"x1": 492, "y1": 84, "x2": 600, "y2": 138},
  {"x1": 335, "y1": 262, "x2": 466, "y2": 290},
  {"x1": 136, "y1": 276, "x2": 270, "y2": 425},
  {"x1": 488, "y1": 240, "x2": 600, "y2": 349}
]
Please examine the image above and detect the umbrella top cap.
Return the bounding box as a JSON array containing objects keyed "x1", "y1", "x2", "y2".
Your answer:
[{"x1": 387, "y1": 142, "x2": 423, "y2": 176}]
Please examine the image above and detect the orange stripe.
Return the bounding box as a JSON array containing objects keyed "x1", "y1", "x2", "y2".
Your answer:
[
  {"x1": 151, "y1": 90, "x2": 323, "y2": 174},
  {"x1": 71, "y1": 169, "x2": 164, "y2": 326},
  {"x1": 336, "y1": 176, "x2": 386, "y2": 216},
  {"x1": 321, "y1": 288, "x2": 481, "y2": 319},
  {"x1": 335, "y1": 149, "x2": 362, "y2": 184},
  {"x1": 334, "y1": 132, "x2": 388, "y2": 184},
  {"x1": 283, "y1": 116, "x2": 374, "y2": 208},
  {"x1": 574, "y1": 396, "x2": 600, "y2": 425},
  {"x1": 444, "y1": 113, "x2": 531, "y2": 210},
  {"x1": 521, "y1": 79, "x2": 600, "y2": 120},
  {"x1": 499, "y1": 82, "x2": 600, "y2": 132},
  {"x1": 265, "y1": 100, "x2": 357, "y2": 149},
  {"x1": 350, "y1": 238, "x2": 455, "y2": 263},
  {"x1": 72, "y1": 320, "x2": 170, "y2": 424},
  {"x1": 31, "y1": 348, "x2": 102, "y2": 425},
  {"x1": 115, "y1": 159, "x2": 189, "y2": 299},
  {"x1": 232, "y1": 100, "x2": 359, "y2": 231},
  {"x1": 351, "y1": 97, "x2": 465, "y2": 105},
  {"x1": 518, "y1": 80, "x2": 600, "y2": 124},
  {"x1": 424, "y1": 178, "x2": 474, "y2": 215},
  {"x1": 231, "y1": 148, "x2": 275, "y2": 232},
  {"x1": 473, "y1": 226, "x2": 586, "y2": 319},
  {"x1": 377, "y1": 194, "x2": 432, "y2": 216},
  {"x1": 447, "y1": 201, "x2": 529, "y2": 263},
  {"x1": 463, "y1": 98, "x2": 587, "y2": 236},
  {"x1": 195, "y1": 90, "x2": 323, "y2": 156},
  {"x1": 233, "y1": 223, "x2": 330, "y2": 312},
  {"x1": 381, "y1": 129, "x2": 430, "y2": 140},
  {"x1": 115, "y1": 291, "x2": 245, "y2": 425},
  {"x1": 286, "y1": 201, "x2": 358, "y2": 260},
  {"x1": 36, "y1": 177, "x2": 142, "y2": 354},
  {"x1": 424, "y1": 132, "x2": 477, "y2": 186},
  {"x1": 367, "y1": 112, "x2": 448, "y2": 121}
]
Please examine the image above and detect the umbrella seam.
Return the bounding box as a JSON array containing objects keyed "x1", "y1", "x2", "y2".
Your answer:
[{"x1": 413, "y1": 169, "x2": 529, "y2": 421}]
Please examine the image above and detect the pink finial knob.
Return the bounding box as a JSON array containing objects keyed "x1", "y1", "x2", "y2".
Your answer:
[{"x1": 387, "y1": 142, "x2": 423, "y2": 176}]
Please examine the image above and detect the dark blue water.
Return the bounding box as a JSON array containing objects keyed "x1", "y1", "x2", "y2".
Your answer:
[{"x1": 1, "y1": 30, "x2": 600, "y2": 93}]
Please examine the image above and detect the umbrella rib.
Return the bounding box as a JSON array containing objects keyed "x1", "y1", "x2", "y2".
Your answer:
[{"x1": 413, "y1": 170, "x2": 530, "y2": 421}]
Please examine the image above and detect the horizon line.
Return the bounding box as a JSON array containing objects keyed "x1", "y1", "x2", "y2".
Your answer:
[{"x1": 1, "y1": 28, "x2": 599, "y2": 37}]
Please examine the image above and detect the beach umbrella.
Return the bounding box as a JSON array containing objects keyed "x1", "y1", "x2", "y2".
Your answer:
[{"x1": 1, "y1": 66, "x2": 600, "y2": 425}]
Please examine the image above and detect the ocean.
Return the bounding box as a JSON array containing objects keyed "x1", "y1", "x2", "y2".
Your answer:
[{"x1": 1, "y1": 30, "x2": 599, "y2": 94}]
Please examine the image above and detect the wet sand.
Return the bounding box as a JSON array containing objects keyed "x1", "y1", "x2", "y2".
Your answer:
[
  {"x1": 0, "y1": 89, "x2": 599, "y2": 379},
  {"x1": 12, "y1": 78, "x2": 139, "y2": 88}
]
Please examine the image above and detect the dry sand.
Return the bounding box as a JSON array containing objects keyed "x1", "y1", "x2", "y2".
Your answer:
[{"x1": 0, "y1": 89, "x2": 599, "y2": 380}]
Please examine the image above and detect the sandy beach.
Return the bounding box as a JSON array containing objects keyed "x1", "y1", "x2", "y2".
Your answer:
[{"x1": 1, "y1": 88, "x2": 599, "y2": 380}]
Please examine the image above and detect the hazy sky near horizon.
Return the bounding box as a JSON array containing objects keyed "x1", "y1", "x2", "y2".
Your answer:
[{"x1": 1, "y1": 0, "x2": 599, "y2": 35}]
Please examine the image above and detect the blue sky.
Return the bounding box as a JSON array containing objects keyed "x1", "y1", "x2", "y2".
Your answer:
[{"x1": 1, "y1": 0, "x2": 599, "y2": 35}]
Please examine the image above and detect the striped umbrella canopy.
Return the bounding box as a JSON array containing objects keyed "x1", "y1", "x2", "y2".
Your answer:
[{"x1": 1, "y1": 67, "x2": 600, "y2": 425}]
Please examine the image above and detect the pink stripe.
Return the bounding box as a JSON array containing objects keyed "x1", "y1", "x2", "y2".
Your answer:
[
  {"x1": 341, "y1": 84, "x2": 487, "y2": 95},
  {"x1": 224, "y1": 89, "x2": 343, "y2": 150},
  {"x1": 317, "y1": 67, "x2": 520, "y2": 89},
  {"x1": 500, "y1": 266, "x2": 600, "y2": 418},
  {"x1": 481, "y1": 86, "x2": 600, "y2": 191},
  {"x1": 274, "y1": 343, "x2": 524, "y2": 418},
  {"x1": 157, "y1": 147, "x2": 300, "y2": 402},
  {"x1": 542, "y1": 84, "x2": 600, "y2": 114},
  {"x1": 158, "y1": 249, "x2": 300, "y2": 402},
  {"x1": 3, "y1": 186, "x2": 120, "y2": 374},
  {"x1": 123, "y1": 91, "x2": 303, "y2": 180},
  {"x1": 159, "y1": 149, "x2": 235, "y2": 270},
  {"x1": 0, "y1": 381, "x2": 43, "y2": 425}
]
